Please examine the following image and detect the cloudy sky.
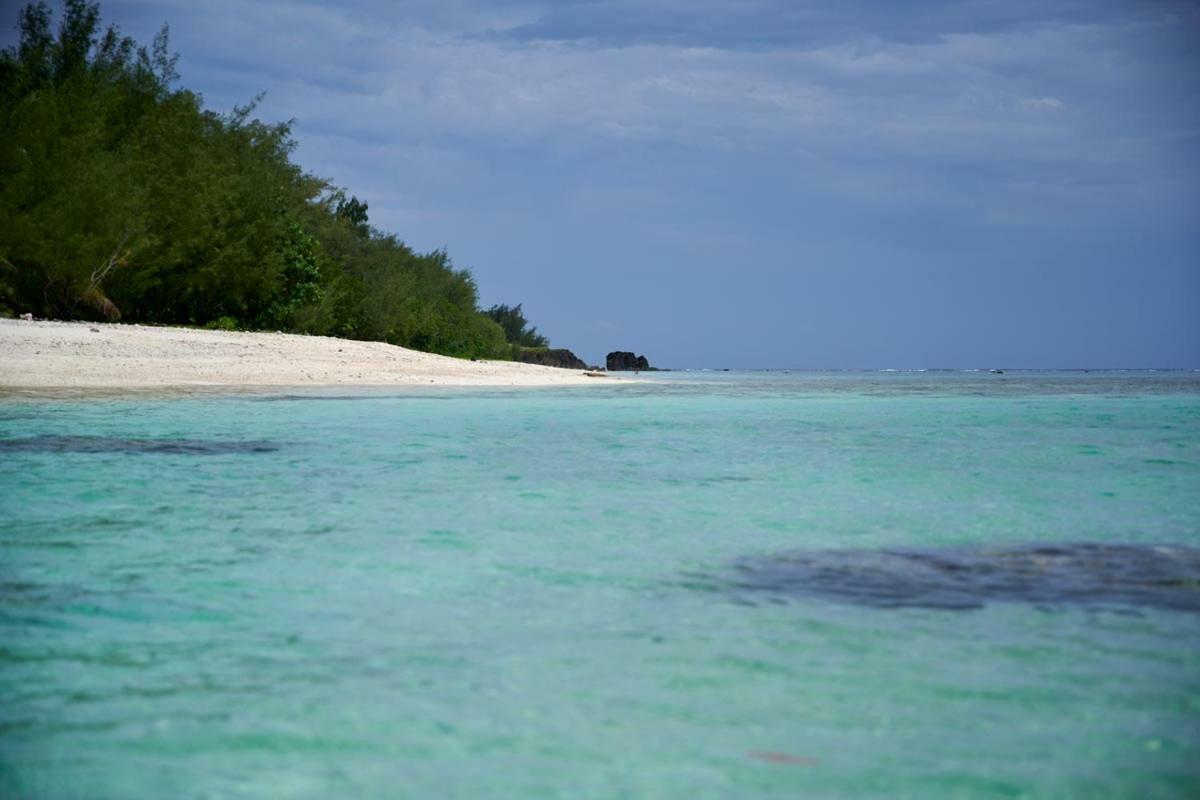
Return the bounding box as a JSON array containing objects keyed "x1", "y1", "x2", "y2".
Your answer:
[{"x1": 6, "y1": 0, "x2": 1198, "y2": 367}]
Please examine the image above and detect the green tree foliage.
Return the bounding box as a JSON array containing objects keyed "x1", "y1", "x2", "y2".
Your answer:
[
  {"x1": 485, "y1": 303, "x2": 549, "y2": 348},
  {"x1": 0, "y1": 1, "x2": 545, "y2": 360}
]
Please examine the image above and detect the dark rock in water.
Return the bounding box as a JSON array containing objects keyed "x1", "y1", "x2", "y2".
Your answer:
[
  {"x1": 607, "y1": 351, "x2": 653, "y2": 371},
  {"x1": 720, "y1": 543, "x2": 1200, "y2": 612},
  {"x1": 0, "y1": 435, "x2": 279, "y2": 455},
  {"x1": 519, "y1": 348, "x2": 587, "y2": 370}
]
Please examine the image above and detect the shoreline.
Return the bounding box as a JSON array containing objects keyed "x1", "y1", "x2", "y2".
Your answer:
[{"x1": 0, "y1": 318, "x2": 622, "y2": 390}]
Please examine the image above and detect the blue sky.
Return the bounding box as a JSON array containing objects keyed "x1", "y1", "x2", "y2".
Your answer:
[{"x1": 5, "y1": 0, "x2": 1198, "y2": 367}]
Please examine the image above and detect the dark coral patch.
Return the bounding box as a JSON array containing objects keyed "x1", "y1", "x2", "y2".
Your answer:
[
  {"x1": 0, "y1": 435, "x2": 279, "y2": 455},
  {"x1": 724, "y1": 543, "x2": 1200, "y2": 612}
]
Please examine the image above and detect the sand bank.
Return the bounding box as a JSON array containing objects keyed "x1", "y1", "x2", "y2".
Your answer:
[{"x1": 0, "y1": 318, "x2": 613, "y2": 389}]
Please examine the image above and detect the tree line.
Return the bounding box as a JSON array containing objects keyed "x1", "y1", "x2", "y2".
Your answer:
[{"x1": 0, "y1": 0, "x2": 550, "y2": 360}]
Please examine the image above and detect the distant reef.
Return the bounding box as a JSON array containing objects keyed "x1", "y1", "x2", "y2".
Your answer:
[
  {"x1": 519, "y1": 348, "x2": 588, "y2": 370},
  {"x1": 606, "y1": 351, "x2": 653, "y2": 371}
]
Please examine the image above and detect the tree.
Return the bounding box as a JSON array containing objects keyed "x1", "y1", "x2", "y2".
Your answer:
[
  {"x1": 485, "y1": 303, "x2": 549, "y2": 348},
  {"x1": 334, "y1": 193, "x2": 369, "y2": 234}
]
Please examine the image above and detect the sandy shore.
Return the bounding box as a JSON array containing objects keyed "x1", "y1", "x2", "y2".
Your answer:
[{"x1": 0, "y1": 318, "x2": 613, "y2": 389}]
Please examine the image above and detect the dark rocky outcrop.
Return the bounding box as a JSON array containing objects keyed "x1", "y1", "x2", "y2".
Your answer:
[
  {"x1": 606, "y1": 351, "x2": 652, "y2": 371},
  {"x1": 519, "y1": 348, "x2": 587, "y2": 370}
]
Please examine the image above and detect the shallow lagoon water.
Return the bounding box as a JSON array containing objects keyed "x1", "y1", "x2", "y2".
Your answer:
[{"x1": 1, "y1": 371, "x2": 1198, "y2": 798}]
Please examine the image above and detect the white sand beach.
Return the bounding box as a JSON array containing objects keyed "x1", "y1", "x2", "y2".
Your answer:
[{"x1": 0, "y1": 318, "x2": 610, "y2": 389}]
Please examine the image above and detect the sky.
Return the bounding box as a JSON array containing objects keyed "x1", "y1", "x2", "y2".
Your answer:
[{"x1": 4, "y1": 0, "x2": 1198, "y2": 368}]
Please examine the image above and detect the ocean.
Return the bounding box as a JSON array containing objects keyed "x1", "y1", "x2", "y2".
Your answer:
[{"x1": 2, "y1": 371, "x2": 1198, "y2": 798}]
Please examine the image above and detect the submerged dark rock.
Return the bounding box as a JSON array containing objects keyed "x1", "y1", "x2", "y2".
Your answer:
[
  {"x1": 0, "y1": 435, "x2": 279, "y2": 455},
  {"x1": 606, "y1": 351, "x2": 652, "y2": 371},
  {"x1": 717, "y1": 543, "x2": 1200, "y2": 612},
  {"x1": 519, "y1": 348, "x2": 587, "y2": 370}
]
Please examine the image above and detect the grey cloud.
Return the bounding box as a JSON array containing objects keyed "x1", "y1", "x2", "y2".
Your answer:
[
  {"x1": 5, "y1": 1, "x2": 1194, "y2": 212},
  {"x1": 477, "y1": 0, "x2": 1193, "y2": 49}
]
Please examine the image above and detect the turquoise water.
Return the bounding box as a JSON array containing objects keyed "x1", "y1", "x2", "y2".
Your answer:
[{"x1": 2, "y1": 371, "x2": 1198, "y2": 798}]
